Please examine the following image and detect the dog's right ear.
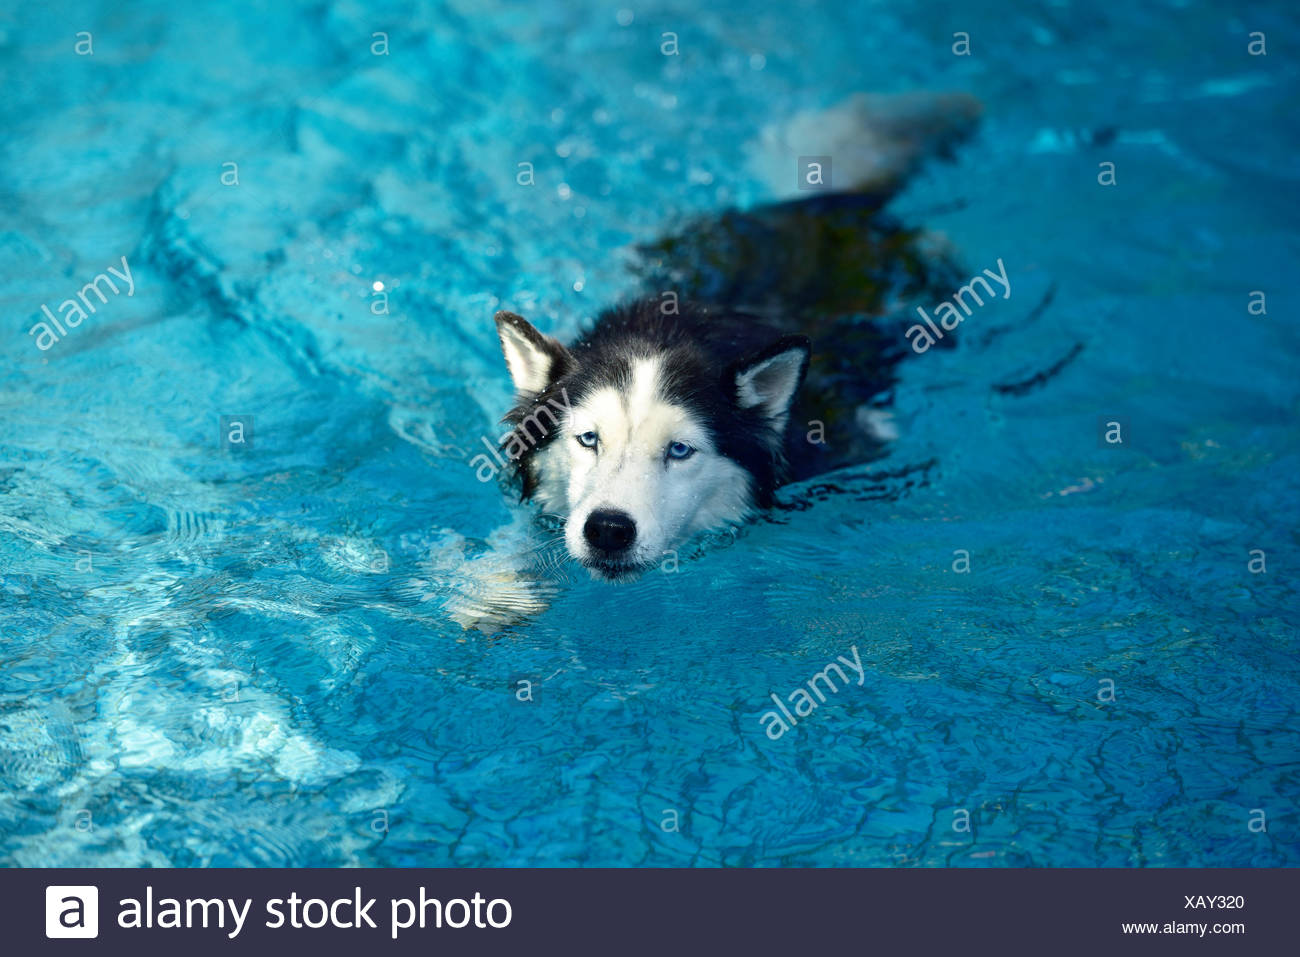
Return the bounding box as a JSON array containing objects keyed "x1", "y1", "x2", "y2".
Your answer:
[{"x1": 494, "y1": 310, "x2": 573, "y2": 396}]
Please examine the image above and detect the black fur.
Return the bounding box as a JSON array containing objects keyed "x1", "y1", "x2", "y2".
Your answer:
[
  {"x1": 500, "y1": 190, "x2": 967, "y2": 507},
  {"x1": 502, "y1": 299, "x2": 804, "y2": 507}
]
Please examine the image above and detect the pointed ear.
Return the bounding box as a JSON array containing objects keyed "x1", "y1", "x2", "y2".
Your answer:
[
  {"x1": 731, "y1": 335, "x2": 810, "y2": 425},
  {"x1": 494, "y1": 310, "x2": 573, "y2": 396}
]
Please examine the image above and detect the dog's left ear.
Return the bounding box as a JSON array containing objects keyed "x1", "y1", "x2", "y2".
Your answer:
[
  {"x1": 495, "y1": 310, "x2": 573, "y2": 396},
  {"x1": 731, "y1": 335, "x2": 811, "y2": 425}
]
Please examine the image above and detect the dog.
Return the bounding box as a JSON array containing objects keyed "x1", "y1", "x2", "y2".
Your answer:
[
  {"x1": 495, "y1": 300, "x2": 813, "y2": 580},
  {"x1": 444, "y1": 91, "x2": 981, "y2": 628}
]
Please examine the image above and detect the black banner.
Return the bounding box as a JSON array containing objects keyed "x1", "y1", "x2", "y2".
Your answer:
[{"x1": 15, "y1": 868, "x2": 1293, "y2": 953}]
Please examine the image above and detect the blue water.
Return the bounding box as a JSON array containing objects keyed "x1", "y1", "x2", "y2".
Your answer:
[{"x1": 2, "y1": 0, "x2": 1298, "y2": 866}]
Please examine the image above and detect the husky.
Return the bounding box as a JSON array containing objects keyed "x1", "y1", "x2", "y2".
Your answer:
[
  {"x1": 445, "y1": 91, "x2": 982, "y2": 628},
  {"x1": 495, "y1": 301, "x2": 812, "y2": 580}
]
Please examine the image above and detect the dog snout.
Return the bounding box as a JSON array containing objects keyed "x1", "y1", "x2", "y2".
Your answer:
[{"x1": 583, "y1": 509, "x2": 636, "y2": 554}]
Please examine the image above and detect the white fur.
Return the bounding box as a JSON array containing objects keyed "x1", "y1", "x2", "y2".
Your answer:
[
  {"x1": 498, "y1": 321, "x2": 552, "y2": 395},
  {"x1": 434, "y1": 513, "x2": 556, "y2": 632},
  {"x1": 735, "y1": 348, "x2": 805, "y2": 431},
  {"x1": 855, "y1": 406, "x2": 899, "y2": 442},
  {"x1": 545, "y1": 357, "x2": 753, "y2": 574},
  {"x1": 750, "y1": 91, "x2": 982, "y2": 197}
]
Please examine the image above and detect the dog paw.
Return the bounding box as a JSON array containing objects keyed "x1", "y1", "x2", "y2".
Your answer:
[{"x1": 439, "y1": 549, "x2": 556, "y2": 633}]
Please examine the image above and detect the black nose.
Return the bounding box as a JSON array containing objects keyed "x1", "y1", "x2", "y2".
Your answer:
[{"x1": 583, "y1": 509, "x2": 636, "y2": 554}]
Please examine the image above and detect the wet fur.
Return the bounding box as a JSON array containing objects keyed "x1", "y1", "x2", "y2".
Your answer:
[
  {"x1": 501, "y1": 301, "x2": 807, "y2": 509},
  {"x1": 450, "y1": 89, "x2": 982, "y2": 625}
]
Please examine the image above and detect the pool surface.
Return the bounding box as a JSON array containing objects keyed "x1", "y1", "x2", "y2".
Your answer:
[{"x1": 1, "y1": 0, "x2": 1298, "y2": 866}]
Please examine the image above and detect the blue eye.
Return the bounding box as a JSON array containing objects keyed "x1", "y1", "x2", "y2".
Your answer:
[
  {"x1": 576, "y1": 431, "x2": 598, "y2": 449},
  {"x1": 667, "y1": 441, "x2": 695, "y2": 460}
]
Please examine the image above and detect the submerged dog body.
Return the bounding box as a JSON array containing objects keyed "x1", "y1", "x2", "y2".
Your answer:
[
  {"x1": 491, "y1": 192, "x2": 972, "y2": 581},
  {"x1": 496, "y1": 301, "x2": 812, "y2": 579},
  {"x1": 448, "y1": 90, "x2": 981, "y2": 623}
]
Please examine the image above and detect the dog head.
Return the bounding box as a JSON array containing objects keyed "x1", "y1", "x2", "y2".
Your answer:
[{"x1": 494, "y1": 306, "x2": 809, "y2": 580}]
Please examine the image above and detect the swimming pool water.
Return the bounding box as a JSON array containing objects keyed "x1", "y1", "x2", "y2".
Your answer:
[{"x1": 1, "y1": 0, "x2": 1297, "y2": 866}]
